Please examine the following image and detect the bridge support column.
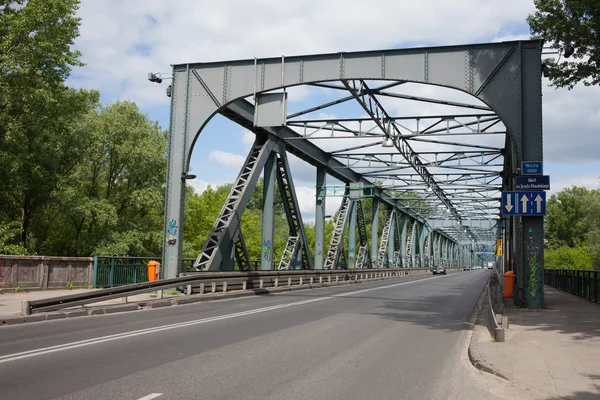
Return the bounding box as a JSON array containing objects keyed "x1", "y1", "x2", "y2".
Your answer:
[
  {"x1": 371, "y1": 197, "x2": 380, "y2": 267},
  {"x1": 314, "y1": 167, "x2": 327, "y2": 269},
  {"x1": 348, "y1": 201, "x2": 357, "y2": 269},
  {"x1": 261, "y1": 153, "x2": 277, "y2": 270},
  {"x1": 518, "y1": 43, "x2": 544, "y2": 308},
  {"x1": 387, "y1": 211, "x2": 395, "y2": 267}
]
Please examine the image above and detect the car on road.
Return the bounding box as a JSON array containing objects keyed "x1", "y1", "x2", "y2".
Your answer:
[{"x1": 432, "y1": 267, "x2": 447, "y2": 275}]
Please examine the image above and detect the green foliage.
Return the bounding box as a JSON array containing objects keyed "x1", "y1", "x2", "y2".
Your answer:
[
  {"x1": 182, "y1": 178, "x2": 344, "y2": 268},
  {"x1": 527, "y1": 0, "x2": 600, "y2": 89},
  {"x1": 544, "y1": 245, "x2": 592, "y2": 270},
  {"x1": 0, "y1": 221, "x2": 27, "y2": 254},
  {"x1": 0, "y1": 0, "x2": 100, "y2": 252},
  {"x1": 395, "y1": 191, "x2": 433, "y2": 218},
  {"x1": 46, "y1": 101, "x2": 167, "y2": 256},
  {"x1": 545, "y1": 186, "x2": 598, "y2": 248},
  {"x1": 544, "y1": 186, "x2": 600, "y2": 269},
  {"x1": 585, "y1": 228, "x2": 600, "y2": 269}
]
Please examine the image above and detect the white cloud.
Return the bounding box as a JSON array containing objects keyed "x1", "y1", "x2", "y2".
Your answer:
[
  {"x1": 241, "y1": 130, "x2": 256, "y2": 151},
  {"x1": 70, "y1": 0, "x2": 536, "y2": 108},
  {"x1": 186, "y1": 179, "x2": 228, "y2": 195},
  {"x1": 548, "y1": 172, "x2": 600, "y2": 196},
  {"x1": 208, "y1": 151, "x2": 245, "y2": 169}
]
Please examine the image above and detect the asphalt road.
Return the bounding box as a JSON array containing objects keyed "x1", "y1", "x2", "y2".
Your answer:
[{"x1": 0, "y1": 269, "x2": 506, "y2": 400}]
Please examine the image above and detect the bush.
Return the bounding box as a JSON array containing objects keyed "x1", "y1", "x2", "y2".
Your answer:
[{"x1": 544, "y1": 245, "x2": 592, "y2": 270}]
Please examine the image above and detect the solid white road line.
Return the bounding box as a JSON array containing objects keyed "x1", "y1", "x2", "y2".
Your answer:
[
  {"x1": 136, "y1": 394, "x2": 163, "y2": 400},
  {"x1": 0, "y1": 274, "x2": 444, "y2": 364}
]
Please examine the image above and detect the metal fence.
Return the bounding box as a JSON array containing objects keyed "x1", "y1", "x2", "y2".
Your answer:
[
  {"x1": 93, "y1": 256, "x2": 197, "y2": 288},
  {"x1": 544, "y1": 269, "x2": 600, "y2": 304},
  {"x1": 92, "y1": 256, "x2": 270, "y2": 288}
]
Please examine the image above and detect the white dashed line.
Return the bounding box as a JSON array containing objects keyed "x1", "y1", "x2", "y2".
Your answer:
[{"x1": 136, "y1": 394, "x2": 163, "y2": 400}]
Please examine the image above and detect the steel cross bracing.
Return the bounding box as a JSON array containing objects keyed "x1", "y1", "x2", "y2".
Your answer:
[
  {"x1": 194, "y1": 135, "x2": 275, "y2": 271},
  {"x1": 217, "y1": 100, "x2": 457, "y2": 246},
  {"x1": 424, "y1": 233, "x2": 431, "y2": 268},
  {"x1": 392, "y1": 212, "x2": 402, "y2": 268},
  {"x1": 275, "y1": 150, "x2": 313, "y2": 270},
  {"x1": 278, "y1": 236, "x2": 299, "y2": 270},
  {"x1": 341, "y1": 79, "x2": 471, "y2": 222},
  {"x1": 324, "y1": 189, "x2": 351, "y2": 269},
  {"x1": 355, "y1": 200, "x2": 372, "y2": 268},
  {"x1": 377, "y1": 208, "x2": 394, "y2": 268},
  {"x1": 233, "y1": 229, "x2": 252, "y2": 271},
  {"x1": 284, "y1": 85, "x2": 506, "y2": 242}
]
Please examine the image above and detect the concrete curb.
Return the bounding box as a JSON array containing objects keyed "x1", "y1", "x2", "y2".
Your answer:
[
  {"x1": 0, "y1": 273, "x2": 428, "y2": 327},
  {"x1": 467, "y1": 278, "x2": 510, "y2": 381}
]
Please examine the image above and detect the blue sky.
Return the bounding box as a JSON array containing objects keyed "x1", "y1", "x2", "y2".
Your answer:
[{"x1": 68, "y1": 0, "x2": 600, "y2": 221}]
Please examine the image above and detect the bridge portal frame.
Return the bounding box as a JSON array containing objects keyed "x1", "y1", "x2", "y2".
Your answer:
[{"x1": 162, "y1": 40, "x2": 544, "y2": 308}]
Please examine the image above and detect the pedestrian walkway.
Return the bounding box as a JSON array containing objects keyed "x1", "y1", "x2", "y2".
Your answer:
[
  {"x1": 0, "y1": 288, "x2": 181, "y2": 317},
  {"x1": 472, "y1": 285, "x2": 600, "y2": 399}
]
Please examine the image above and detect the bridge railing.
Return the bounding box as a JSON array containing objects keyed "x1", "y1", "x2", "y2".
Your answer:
[
  {"x1": 93, "y1": 256, "x2": 198, "y2": 288},
  {"x1": 92, "y1": 255, "x2": 439, "y2": 288},
  {"x1": 26, "y1": 268, "x2": 431, "y2": 314},
  {"x1": 544, "y1": 269, "x2": 600, "y2": 304}
]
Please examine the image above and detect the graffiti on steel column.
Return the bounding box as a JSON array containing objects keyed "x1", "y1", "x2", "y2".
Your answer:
[
  {"x1": 527, "y1": 235, "x2": 542, "y2": 299},
  {"x1": 262, "y1": 240, "x2": 272, "y2": 262},
  {"x1": 166, "y1": 219, "x2": 178, "y2": 246}
]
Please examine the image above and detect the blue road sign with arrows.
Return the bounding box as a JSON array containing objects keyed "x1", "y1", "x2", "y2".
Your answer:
[{"x1": 502, "y1": 191, "x2": 546, "y2": 215}]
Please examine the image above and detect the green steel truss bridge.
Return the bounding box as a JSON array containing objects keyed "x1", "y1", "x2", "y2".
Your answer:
[{"x1": 155, "y1": 40, "x2": 545, "y2": 308}]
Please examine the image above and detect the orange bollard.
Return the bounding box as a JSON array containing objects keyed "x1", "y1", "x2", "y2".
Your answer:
[
  {"x1": 503, "y1": 271, "x2": 515, "y2": 298},
  {"x1": 147, "y1": 260, "x2": 160, "y2": 282}
]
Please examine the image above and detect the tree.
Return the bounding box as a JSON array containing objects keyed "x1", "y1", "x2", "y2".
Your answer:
[
  {"x1": 40, "y1": 101, "x2": 168, "y2": 256},
  {"x1": 0, "y1": 0, "x2": 98, "y2": 251},
  {"x1": 544, "y1": 186, "x2": 596, "y2": 248},
  {"x1": 527, "y1": 0, "x2": 600, "y2": 89}
]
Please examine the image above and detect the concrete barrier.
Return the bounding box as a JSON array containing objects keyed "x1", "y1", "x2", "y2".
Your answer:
[{"x1": 0, "y1": 256, "x2": 93, "y2": 291}]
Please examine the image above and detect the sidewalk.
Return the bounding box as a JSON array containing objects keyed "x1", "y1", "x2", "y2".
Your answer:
[
  {"x1": 471, "y1": 285, "x2": 600, "y2": 400},
  {"x1": 0, "y1": 288, "x2": 181, "y2": 318}
]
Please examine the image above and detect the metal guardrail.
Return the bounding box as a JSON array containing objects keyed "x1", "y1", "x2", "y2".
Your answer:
[
  {"x1": 544, "y1": 269, "x2": 600, "y2": 304},
  {"x1": 28, "y1": 268, "x2": 432, "y2": 314}
]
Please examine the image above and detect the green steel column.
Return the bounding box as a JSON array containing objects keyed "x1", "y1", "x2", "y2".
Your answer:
[
  {"x1": 398, "y1": 214, "x2": 406, "y2": 268},
  {"x1": 520, "y1": 41, "x2": 544, "y2": 309},
  {"x1": 348, "y1": 201, "x2": 357, "y2": 269},
  {"x1": 371, "y1": 197, "x2": 380, "y2": 266},
  {"x1": 314, "y1": 167, "x2": 326, "y2": 269},
  {"x1": 261, "y1": 153, "x2": 277, "y2": 270},
  {"x1": 387, "y1": 211, "x2": 395, "y2": 267}
]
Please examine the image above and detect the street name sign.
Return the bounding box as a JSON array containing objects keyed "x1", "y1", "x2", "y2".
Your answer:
[
  {"x1": 515, "y1": 175, "x2": 550, "y2": 191},
  {"x1": 521, "y1": 161, "x2": 543, "y2": 175}
]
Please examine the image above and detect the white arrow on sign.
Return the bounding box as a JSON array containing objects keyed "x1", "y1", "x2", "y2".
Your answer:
[
  {"x1": 535, "y1": 194, "x2": 543, "y2": 213},
  {"x1": 504, "y1": 194, "x2": 513, "y2": 212},
  {"x1": 521, "y1": 194, "x2": 529, "y2": 214}
]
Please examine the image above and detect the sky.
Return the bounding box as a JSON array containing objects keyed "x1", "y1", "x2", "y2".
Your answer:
[{"x1": 67, "y1": 0, "x2": 600, "y2": 225}]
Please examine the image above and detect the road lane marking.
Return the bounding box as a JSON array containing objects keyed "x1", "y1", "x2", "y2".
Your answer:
[
  {"x1": 0, "y1": 274, "x2": 445, "y2": 364},
  {"x1": 136, "y1": 394, "x2": 163, "y2": 400}
]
